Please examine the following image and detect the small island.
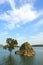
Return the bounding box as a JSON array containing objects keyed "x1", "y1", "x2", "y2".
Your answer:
[
  {"x1": 15, "y1": 42, "x2": 35, "y2": 56},
  {"x1": 0, "y1": 38, "x2": 35, "y2": 57}
]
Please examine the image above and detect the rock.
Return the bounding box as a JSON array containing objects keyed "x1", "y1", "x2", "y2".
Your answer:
[{"x1": 15, "y1": 42, "x2": 35, "y2": 56}]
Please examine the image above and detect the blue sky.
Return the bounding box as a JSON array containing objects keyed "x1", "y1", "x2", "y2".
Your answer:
[{"x1": 0, "y1": 0, "x2": 43, "y2": 45}]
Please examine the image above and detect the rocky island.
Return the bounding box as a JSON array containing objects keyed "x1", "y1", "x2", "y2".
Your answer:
[{"x1": 15, "y1": 42, "x2": 35, "y2": 56}]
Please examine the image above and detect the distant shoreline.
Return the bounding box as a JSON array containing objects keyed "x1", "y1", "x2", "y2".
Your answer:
[
  {"x1": 0, "y1": 45, "x2": 43, "y2": 47},
  {"x1": 32, "y1": 45, "x2": 43, "y2": 47}
]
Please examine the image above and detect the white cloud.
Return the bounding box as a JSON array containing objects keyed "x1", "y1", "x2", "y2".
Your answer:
[
  {"x1": 13, "y1": 32, "x2": 43, "y2": 45},
  {"x1": 36, "y1": 19, "x2": 43, "y2": 28},
  {"x1": 0, "y1": 0, "x2": 6, "y2": 4},
  {"x1": 0, "y1": 0, "x2": 35, "y2": 5},
  {"x1": 15, "y1": 35, "x2": 27, "y2": 46},
  {"x1": 0, "y1": 0, "x2": 42, "y2": 30},
  {"x1": 18, "y1": 0, "x2": 35, "y2": 5},
  {"x1": 0, "y1": 31, "x2": 8, "y2": 45},
  {"x1": 7, "y1": 0, "x2": 15, "y2": 10},
  {"x1": 29, "y1": 33, "x2": 43, "y2": 45},
  {"x1": 0, "y1": 31, "x2": 8, "y2": 37},
  {"x1": 32, "y1": 18, "x2": 43, "y2": 32}
]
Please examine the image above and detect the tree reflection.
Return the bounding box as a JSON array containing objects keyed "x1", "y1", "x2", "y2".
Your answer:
[{"x1": 0, "y1": 55, "x2": 17, "y2": 65}]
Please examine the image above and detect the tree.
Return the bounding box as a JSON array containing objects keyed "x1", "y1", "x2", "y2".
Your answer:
[
  {"x1": 3, "y1": 45, "x2": 8, "y2": 49},
  {"x1": 3, "y1": 38, "x2": 18, "y2": 54}
]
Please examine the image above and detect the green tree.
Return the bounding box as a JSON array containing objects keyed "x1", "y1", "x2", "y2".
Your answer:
[{"x1": 3, "y1": 38, "x2": 18, "y2": 54}]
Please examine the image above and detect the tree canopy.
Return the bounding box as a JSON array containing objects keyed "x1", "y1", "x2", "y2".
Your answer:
[{"x1": 3, "y1": 38, "x2": 18, "y2": 54}]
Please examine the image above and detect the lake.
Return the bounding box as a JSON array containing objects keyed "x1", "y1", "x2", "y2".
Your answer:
[{"x1": 0, "y1": 47, "x2": 43, "y2": 65}]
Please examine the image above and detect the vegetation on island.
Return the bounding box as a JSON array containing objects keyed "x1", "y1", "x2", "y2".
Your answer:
[
  {"x1": 15, "y1": 42, "x2": 35, "y2": 56},
  {"x1": 3, "y1": 38, "x2": 35, "y2": 56},
  {"x1": 3, "y1": 38, "x2": 18, "y2": 54},
  {"x1": 32, "y1": 44, "x2": 43, "y2": 47}
]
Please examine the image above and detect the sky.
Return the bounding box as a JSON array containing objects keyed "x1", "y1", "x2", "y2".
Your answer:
[{"x1": 0, "y1": 0, "x2": 43, "y2": 45}]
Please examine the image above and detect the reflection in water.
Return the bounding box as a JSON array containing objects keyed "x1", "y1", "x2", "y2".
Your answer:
[
  {"x1": 1, "y1": 55, "x2": 35, "y2": 65},
  {"x1": 19, "y1": 55, "x2": 35, "y2": 65},
  {"x1": 5, "y1": 55, "x2": 15, "y2": 65},
  {"x1": 0, "y1": 47, "x2": 43, "y2": 65},
  {"x1": 0, "y1": 55, "x2": 17, "y2": 65},
  {"x1": 0, "y1": 47, "x2": 35, "y2": 65}
]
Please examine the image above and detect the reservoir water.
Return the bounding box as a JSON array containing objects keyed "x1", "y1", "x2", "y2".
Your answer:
[{"x1": 0, "y1": 47, "x2": 43, "y2": 65}]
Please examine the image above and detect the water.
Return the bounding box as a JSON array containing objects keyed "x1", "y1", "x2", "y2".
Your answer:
[{"x1": 0, "y1": 47, "x2": 43, "y2": 65}]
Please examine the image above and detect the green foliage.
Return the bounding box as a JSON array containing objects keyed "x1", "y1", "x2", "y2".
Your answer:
[
  {"x1": 3, "y1": 45, "x2": 8, "y2": 49},
  {"x1": 20, "y1": 42, "x2": 32, "y2": 50},
  {"x1": 3, "y1": 38, "x2": 18, "y2": 53}
]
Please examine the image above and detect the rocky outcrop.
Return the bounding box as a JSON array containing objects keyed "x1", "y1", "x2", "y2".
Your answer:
[{"x1": 15, "y1": 42, "x2": 35, "y2": 56}]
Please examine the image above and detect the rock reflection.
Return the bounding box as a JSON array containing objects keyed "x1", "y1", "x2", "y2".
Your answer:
[{"x1": 19, "y1": 55, "x2": 35, "y2": 65}]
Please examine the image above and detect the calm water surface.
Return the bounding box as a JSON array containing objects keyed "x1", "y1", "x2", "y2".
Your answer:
[{"x1": 0, "y1": 47, "x2": 43, "y2": 65}]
